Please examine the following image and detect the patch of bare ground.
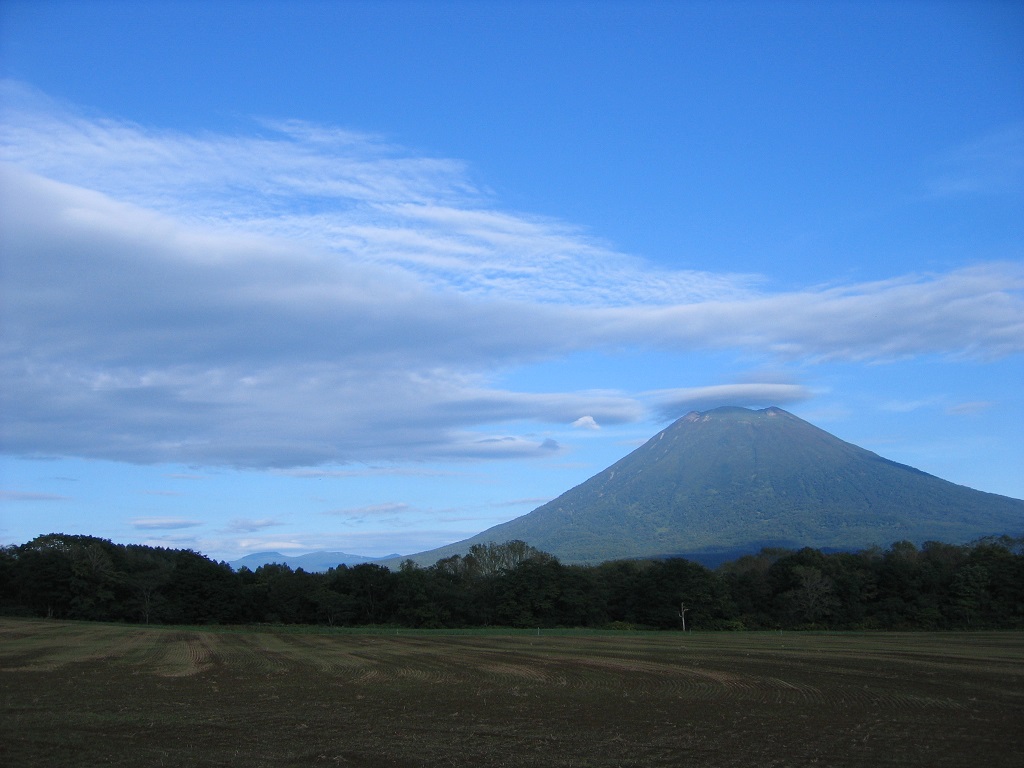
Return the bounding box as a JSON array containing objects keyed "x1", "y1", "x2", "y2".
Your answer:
[{"x1": 1, "y1": 619, "x2": 1021, "y2": 767}]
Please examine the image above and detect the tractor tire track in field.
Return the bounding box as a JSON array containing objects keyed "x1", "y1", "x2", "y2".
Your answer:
[
  {"x1": 0, "y1": 621, "x2": 991, "y2": 714},
  {"x1": 0, "y1": 623, "x2": 151, "y2": 672},
  {"x1": 143, "y1": 631, "x2": 216, "y2": 677},
  {"x1": 3, "y1": 620, "x2": 1021, "y2": 768},
  {"x1": 230, "y1": 633, "x2": 971, "y2": 714}
]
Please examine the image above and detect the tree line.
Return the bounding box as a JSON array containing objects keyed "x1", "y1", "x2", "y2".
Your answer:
[{"x1": 2, "y1": 534, "x2": 1022, "y2": 630}]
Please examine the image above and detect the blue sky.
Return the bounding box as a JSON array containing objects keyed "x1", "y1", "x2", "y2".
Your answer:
[{"x1": 1, "y1": 1, "x2": 1022, "y2": 561}]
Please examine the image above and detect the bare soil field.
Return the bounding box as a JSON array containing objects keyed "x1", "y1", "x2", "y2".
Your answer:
[{"x1": 1, "y1": 619, "x2": 1021, "y2": 767}]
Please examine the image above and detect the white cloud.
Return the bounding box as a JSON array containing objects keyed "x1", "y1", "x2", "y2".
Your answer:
[
  {"x1": 946, "y1": 401, "x2": 994, "y2": 416},
  {"x1": 232, "y1": 538, "x2": 309, "y2": 554},
  {"x1": 1, "y1": 83, "x2": 1022, "y2": 470},
  {"x1": 493, "y1": 497, "x2": 552, "y2": 507},
  {"x1": 600, "y1": 265, "x2": 1024, "y2": 360},
  {"x1": 324, "y1": 502, "x2": 410, "y2": 519},
  {"x1": 220, "y1": 529, "x2": 459, "y2": 558},
  {"x1": 276, "y1": 467, "x2": 457, "y2": 479},
  {"x1": 436, "y1": 434, "x2": 562, "y2": 460},
  {"x1": 130, "y1": 517, "x2": 203, "y2": 530},
  {"x1": 0, "y1": 80, "x2": 756, "y2": 308},
  {"x1": 647, "y1": 383, "x2": 814, "y2": 419},
  {"x1": 880, "y1": 397, "x2": 943, "y2": 413},
  {"x1": 0, "y1": 490, "x2": 71, "y2": 502},
  {"x1": 223, "y1": 518, "x2": 283, "y2": 533},
  {"x1": 925, "y1": 123, "x2": 1024, "y2": 198}
]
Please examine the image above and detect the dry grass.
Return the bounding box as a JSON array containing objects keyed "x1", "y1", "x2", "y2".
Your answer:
[{"x1": 2, "y1": 619, "x2": 1022, "y2": 767}]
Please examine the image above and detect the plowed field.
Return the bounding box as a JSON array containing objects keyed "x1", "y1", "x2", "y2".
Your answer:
[{"x1": 1, "y1": 619, "x2": 1021, "y2": 767}]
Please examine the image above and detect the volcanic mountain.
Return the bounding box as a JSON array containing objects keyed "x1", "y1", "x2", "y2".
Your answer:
[{"x1": 396, "y1": 406, "x2": 1024, "y2": 566}]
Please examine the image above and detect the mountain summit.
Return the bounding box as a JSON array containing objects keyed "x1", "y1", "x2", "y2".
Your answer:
[{"x1": 399, "y1": 406, "x2": 1023, "y2": 565}]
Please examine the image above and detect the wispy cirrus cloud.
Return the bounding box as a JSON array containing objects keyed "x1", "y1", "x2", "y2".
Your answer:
[
  {"x1": 601, "y1": 266, "x2": 1024, "y2": 361},
  {"x1": 276, "y1": 467, "x2": 458, "y2": 479},
  {"x1": 324, "y1": 502, "x2": 411, "y2": 519},
  {"x1": 223, "y1": 518, "x2": 283, "y2": 534},
  {"x1": 880, "y1": 397, "x2": 945, "y2": 413},
  {"x1": 1, "y1": 81, "x2": 1022, "y2": 470},
  {"x1": 0, "y1": 490, "x2": 71, "y2": 502},
  {"x1": 924, "y1": 122, "x2": 1024, "y2": 199},
  {"x1": 492, "y1": 497, "x2": 553, "y2": 508},
  {"x1": 130, "y1": 517, "x2": 203, "y2": 530},
  {"x1": 0, "y1": 81, "x2": 752, "y2": 308},
  {"x1": 946, "y1": 401, "x2": 995, "y2": 416}
]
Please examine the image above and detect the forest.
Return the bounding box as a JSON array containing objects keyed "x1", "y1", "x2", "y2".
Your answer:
[{"x1": 1, "y1": 534, "x2": 1022, "y2": 630}]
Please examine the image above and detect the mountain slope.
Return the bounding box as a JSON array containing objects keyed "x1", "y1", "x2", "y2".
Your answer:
[{"x1": 394, "y1": 406, "x2": 1024, "y2": 566}]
